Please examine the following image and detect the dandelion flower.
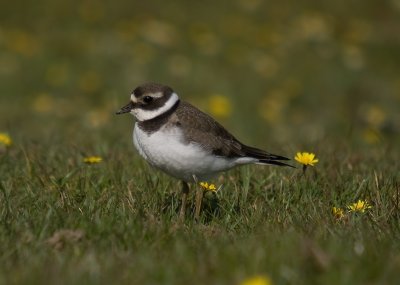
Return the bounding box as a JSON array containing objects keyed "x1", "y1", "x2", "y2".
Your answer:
[
  {"x1": 32, "y1": 93, "x2": 55, "y2": 113},
  {"x1": 199, "y1": 182, "x2": 217, "y2": 193},
  {"x1": 348, "y1": 200, "x2": 372, "y2": 213},
  {"x1": 79, "y1": 71, "x2": 101, "y2": 93},
  {"x1": 294, "y1": 152, "x2": 319, "y2": 166},
  {"x1": 332, "y1": 207, "x2": 345, "y2": 220},
  {"x1": 365, "y1": 105, "x2": 386, "y2": 128},
  {"x1": 0, "y1": 133, "x2": 12, "y2": 146},
  {"x1": 208, "y1": 95, "x2": 232, "y2": 118},
  {"x1": 240, "y1": 275, "x2": 273, "y2": 285},
  {"x1": 83, "y1": 156, "x2": 102, "y2": 164}
]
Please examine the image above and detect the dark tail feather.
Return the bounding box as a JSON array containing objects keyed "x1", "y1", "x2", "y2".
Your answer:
[{"x1": 242, "y1": 145, "x2": 295, "y2": 168}]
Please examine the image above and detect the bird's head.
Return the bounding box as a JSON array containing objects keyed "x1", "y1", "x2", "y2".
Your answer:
[{"x1": 116, "y1": 83, "x2": 179, "y2": 121}]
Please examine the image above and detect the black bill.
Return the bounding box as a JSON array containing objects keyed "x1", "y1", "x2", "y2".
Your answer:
[{"x1": 116, "y1": 102, "x2": 134, "y2": 115}]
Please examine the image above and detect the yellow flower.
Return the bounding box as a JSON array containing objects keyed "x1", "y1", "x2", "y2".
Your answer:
[
  {"x1": 294, "y1": 152, "x2": 319, "y2": 166},
  {"x1": 6, "y1": 29, "x2": 40, "y2": 57},
  {"x1": 32, "y1": 93, "x2": 55, "y2": 113},
  {"x1": 86, "y1": 110, "x2": 110, "y2": 128},
  {"x1": 362, "y1": 128, "x2": 381, "y2": 145},
  {"x1": 208, "y1": 95, "x2": 232, "y2": 118},
  {"x1": 259, "y1": 94, "x2": 285, "y2": 124},
  {"x1": 332, "y1": 207, "x2": 345, "y2": 220},
  {"x1": 0, "y1": 133, "x2": 12, "y2": 146},
  {"x1": 79, "y1": 71, "x2": 101, "y2": 93},
  {"x1": 347, "y1": 200, "x2": 372, "y2": 213},
  {"x1": 199, "y1": 182, "x2": 217, "y2": 193},
  {"x1": 45, "y1": 64, "x2": 69, "y2": 87},
  {"x1": 365, "y1": 105, "x2": 386, "y2": 128},
  {"x1": 240, "y1": 275, "x2": 273, "y2": 285},
  {"x1": 83, "y1": 156, "x2": 103, "y2": 164}
]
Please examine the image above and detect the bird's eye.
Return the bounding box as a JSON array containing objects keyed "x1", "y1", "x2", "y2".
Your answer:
[{"x1": 143, "y1": 96, "x2": 153, "y2": 103}]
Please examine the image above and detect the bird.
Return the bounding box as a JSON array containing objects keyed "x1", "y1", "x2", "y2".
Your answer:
[{"x1": 116, "y1": 83, "x2": 292, "y2": 220}]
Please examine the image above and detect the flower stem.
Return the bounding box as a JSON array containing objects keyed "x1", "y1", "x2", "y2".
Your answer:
[{"x1": 302, "y1": 165, "x2": 307, "y2": 175}]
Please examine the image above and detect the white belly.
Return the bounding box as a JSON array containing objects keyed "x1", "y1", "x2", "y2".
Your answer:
[{"x1": 133, "y1": 124, "x2": 238, "y2": 182}]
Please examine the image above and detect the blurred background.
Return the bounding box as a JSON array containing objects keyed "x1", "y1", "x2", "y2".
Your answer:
[{"x1": 1, "y1": 0, "x2": 399, "y2": 152}]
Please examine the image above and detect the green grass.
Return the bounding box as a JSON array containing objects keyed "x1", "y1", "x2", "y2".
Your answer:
[{"x1": 1, "y1": 138, "x2": 399, "y2": 285}]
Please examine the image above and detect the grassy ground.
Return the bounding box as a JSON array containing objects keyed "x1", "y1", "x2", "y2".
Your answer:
[
  {"x1": 1, "y1": 1, "x2": 400, "y2": 284},
  {"x1": 0, "y1": 131, "x2": 399, "y2": 285}
]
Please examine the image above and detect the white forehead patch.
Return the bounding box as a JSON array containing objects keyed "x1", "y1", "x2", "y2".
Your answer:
[
  {"x1": 150, "y1": 92, "x2": 163, "y2": 98},
  {"x1": 131, "y1": 92, "x2": 179, "y2": 121},
  {"x1": 131, "y1": 92, "x2": 163, "y2": 102}
]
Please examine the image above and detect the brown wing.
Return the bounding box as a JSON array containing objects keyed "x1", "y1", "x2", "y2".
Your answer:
[
  {"x1": 175, "y1": 101, "x2": 292, "y2": 166},
  {"x1": 175, "y1": 101, "x2": 244, "y2": 157}
]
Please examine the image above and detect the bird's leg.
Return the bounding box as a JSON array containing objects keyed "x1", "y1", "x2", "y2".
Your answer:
[
  {"x1": 194, "y1": 185, "x2": 204, "y2": 221},
  {"x1": 179, "y1": 181, "x2": 189, "y2": 222},
  {"x1": 192, "y1": 175, "x2": 204, "y2": 221}
]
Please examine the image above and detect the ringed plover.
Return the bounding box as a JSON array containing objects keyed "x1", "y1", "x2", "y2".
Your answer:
[{"x1": 116, "y1": 83, "x2": 292, "y2": 220}]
